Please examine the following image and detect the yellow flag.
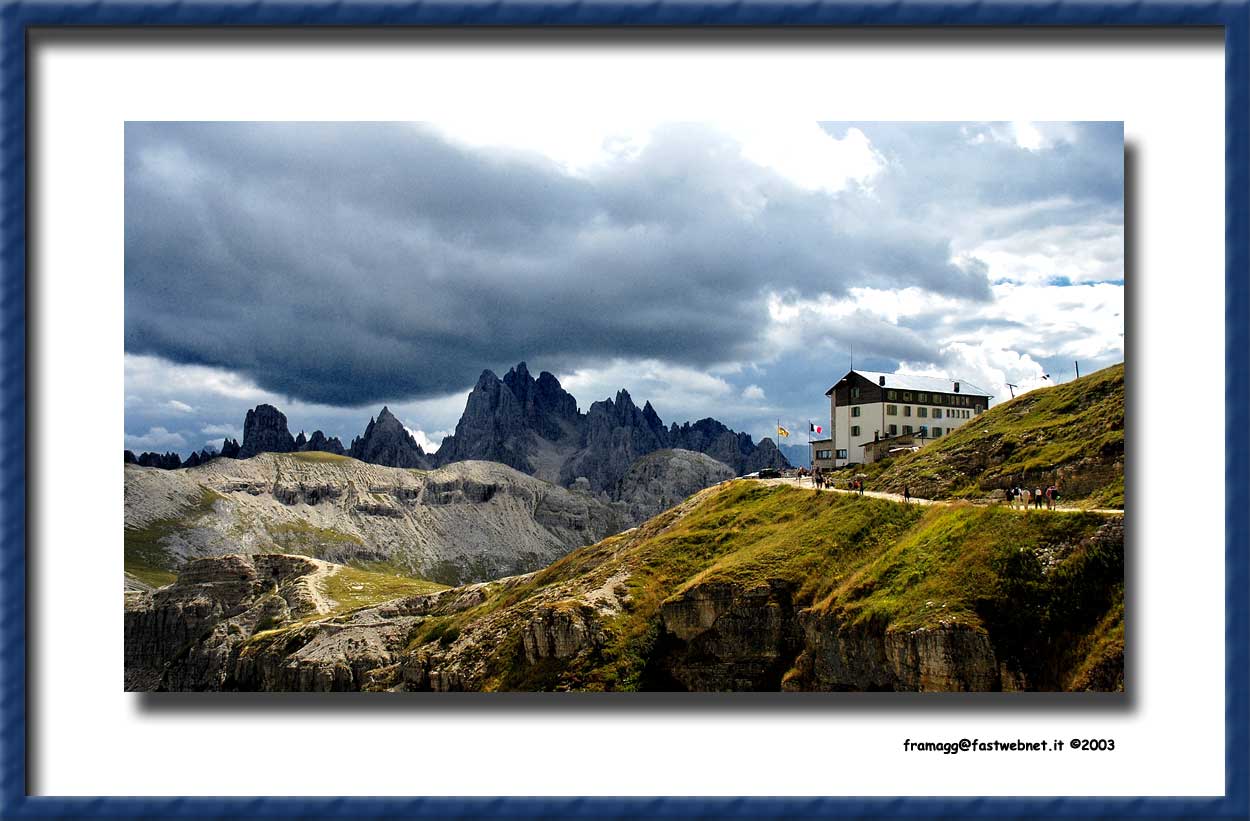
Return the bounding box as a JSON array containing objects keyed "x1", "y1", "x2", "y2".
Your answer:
[{"x1": 777, "y1": 425, "x2": 791, "y2": 438}]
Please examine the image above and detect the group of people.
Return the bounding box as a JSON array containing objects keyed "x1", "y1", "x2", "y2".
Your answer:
[{"x1": 1008, "y1": 484, "x2": 1060, "y2": 511}]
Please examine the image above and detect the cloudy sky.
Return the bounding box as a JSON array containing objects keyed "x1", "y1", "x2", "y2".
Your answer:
[{"x1": 125, "y1": 121, "x2": 1124, "y2": 456}]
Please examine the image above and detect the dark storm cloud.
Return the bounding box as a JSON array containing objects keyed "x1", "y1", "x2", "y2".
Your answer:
[{"x1": 126, "y1": 122, "x2": 992, "y2": 406}]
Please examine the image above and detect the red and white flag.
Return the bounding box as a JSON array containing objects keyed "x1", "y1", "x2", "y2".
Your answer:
[{"x1": 809, "y1": 422, "x2": 823, "y2": 434}]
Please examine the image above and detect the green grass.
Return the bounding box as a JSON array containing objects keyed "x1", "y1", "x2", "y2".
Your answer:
[
  {"x1": 124, "y1": 488, "x2": 223, "y2": 588},
  {"x1": 407, "y1": 480, "x2": 1123, "y2": 691},
  {"x1": 850, "y1": 363, "x2": 1124, "y2": 504},
  {"x1": 321, "y1": 565, "x2": 447, "y2": 614},
  {"x1": 286, "y1": 451, "x2": 353, "y2": 463}
]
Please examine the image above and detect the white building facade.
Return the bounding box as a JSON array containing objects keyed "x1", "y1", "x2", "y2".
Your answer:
[{"x1": 812, "y1": 370, "x2": 993, "y2": 468}]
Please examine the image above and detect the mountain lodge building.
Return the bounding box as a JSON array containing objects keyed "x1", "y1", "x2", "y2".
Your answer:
[{"x1": 810, "y1": 370, "x2": 993, "y2": 469}]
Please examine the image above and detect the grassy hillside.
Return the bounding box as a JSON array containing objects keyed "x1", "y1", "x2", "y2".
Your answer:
[
  {"x1": 834, "y1": 363, "x2": 1124, "y2": 507},
  {"x1": 398, "y1": 480, "x2": 1123, "y2": 691}
]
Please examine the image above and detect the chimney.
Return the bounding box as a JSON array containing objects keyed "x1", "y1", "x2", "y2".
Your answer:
[
  {"x1": 954, "y1": 381, "x2": 961, "y2": 393},
  {"x1": 878, "y1": 376, "x2": 886, "y2": 386}
]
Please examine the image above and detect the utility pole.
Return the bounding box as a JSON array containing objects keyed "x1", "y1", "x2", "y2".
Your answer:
[
  {"x1": 1006, "y1": 383, "x2": 1018, "y2": 398},
  {"x1": 1074, "y1": 361, "x2": 1080, "y2": 379}
]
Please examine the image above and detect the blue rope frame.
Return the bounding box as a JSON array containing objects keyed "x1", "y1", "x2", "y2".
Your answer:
[{"x1": 1, "y1": 4, "x2": 1246, "y2": 818}]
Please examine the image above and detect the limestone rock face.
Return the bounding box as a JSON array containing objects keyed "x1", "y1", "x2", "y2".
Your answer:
[
  {"x1": 434, "y1": 362, "x2": 788, "y2": 500},
  {"x1": 742, "y1": 437, "x2": 789, "y2": 473},
  {"x1": 790, "y1": 612, "x2": 1009, "y2": 692},
  {"x1": 658, "y1": 579, "x2": 804, "y2": 691},
  {"x1": 123, "y1": 553, "x2": 330, "y2": 691},
  {"x1": 668, "y1": 419, "x2": 790, "y2": 476},
  {"x1": 435, "y1": 369, "x2": 540, "y2": 473},
  {"x1": 615, "y1": 449, "x2": 734, "y2": 523},
  {"x1": 503, "y1": 361, "x2": 580, "y2": 441},
  {"x1": 348, "y1": 407, "x2": 428, "y2": 468},
  {"x1": 239, "y1": 404, "x2": 296, "y2": 458},
  {"x1": 124, "y1": 454, "x2": 630, "y2": 587},
  {"x1": 560, "y1": 391, "x2": 671, "y2": 495}
]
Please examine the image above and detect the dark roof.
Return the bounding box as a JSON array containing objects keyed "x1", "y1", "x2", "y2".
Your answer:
[{"x1": 825, "y1": 369, "x2": 993, "y2": 399}]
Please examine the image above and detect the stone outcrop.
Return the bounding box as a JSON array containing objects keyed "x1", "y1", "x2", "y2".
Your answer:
[
  {"x1": 659, "y1": 579, "x2": 805, "y2": 691},
  {"x1": 614, "y1": 449, "x2": 735, "y2": 523},
  {"x1": 348, "y1": 407, "x2": 429, "y2": 468},
  {"x1": 435, "y1": 367, "x2": 546, "y2": 474},
  {"x1": 668, "y1": 418, "x2": 788, "y2": 475},
  {"x1": 238, "y1": 404, "x2": 296, "y2": 458},
  {"x1": 124, "y1": 453, "x2": 630, "y2": 587},
  {"x1": 302, "y1": 430, "x2": 346, "y2": 455},
  {"x1": 124, "y1": 553, "x2": 330, "y2": 691}
]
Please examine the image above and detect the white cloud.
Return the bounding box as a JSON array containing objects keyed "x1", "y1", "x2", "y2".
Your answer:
[
  {"x1": 964, "y1": 121, "x2": 1080, "y2": 152},
  {"x1": 964, "y1": 220, "x2": 1124, "y2": 285},
  {"x1": 404, "y1": 425, "x2": 452, "y2": 455},
  {"x1": 559, "y1": 359, "x2": 737, "y2": 421},
  {"x1": 200, "y1": 423, "x2": 241, "y2": 441},
  {"x1": 165, "y1": 399, "x2": 194, "y2": 414},
  {"x1": 742, "y1": 384, "x2": 766, "y2": 401},
  {"x1": 433, "y1": 121, "x2": 885, "y2": 194},
  {"x1": 125, "y1": 353, "x2": 270, "y2": 403},
  {"x1": 898, "y1": 344, "x2": 1050, "y2": 404},
  {"x1": 125, "y1": 426, "x2": 186, "y2": 451}
]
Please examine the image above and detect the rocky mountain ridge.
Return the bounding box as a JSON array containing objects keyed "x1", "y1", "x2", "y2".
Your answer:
[
  {"x1": 125, "y1": 453, "x2": 630, "y2": 588},
  {"x1": 127, "y1": 361, "x2": 787, "y2": 498},
  {"x1": 126, "y1": 482, "x2": 1124, "y2": 692},
  {"x1": 436, "y1": 362, "x2": 788, "y2": 494}
]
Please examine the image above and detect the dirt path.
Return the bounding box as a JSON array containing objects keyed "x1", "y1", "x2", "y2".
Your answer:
[
  {"x1": 303, "y1": 561, "x2": 340, "y2": 615},
  {"x1": 757, "y1": 477, "x2": 1123, "y2": 516}
]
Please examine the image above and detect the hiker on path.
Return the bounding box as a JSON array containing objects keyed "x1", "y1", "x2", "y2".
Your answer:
[
  {"x1": 903, "y1": 485, "x2": 911, "y2": 504},
  {"x1": 1023, "y1": 487, "x2": 1033, "y2": 511},
  {"x1": 1034, "y1": 487, "x2": 1044, "y2": 510}
]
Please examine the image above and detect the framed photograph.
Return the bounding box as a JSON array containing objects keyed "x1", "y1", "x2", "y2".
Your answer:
[{"x1": 4, "y1": 3, "x2": 1247, "y2": 818}]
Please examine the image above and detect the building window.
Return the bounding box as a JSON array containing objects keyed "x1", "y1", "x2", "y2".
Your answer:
[
  {"x1": 918, "y1": 392, "x2": 928, "y2": 402},
  {"x1": 836, "y1": 449, "x2": 848, "y2": 459},
  {"x1": 850, "y1": 425, "x2": 861, "y2": 437},
  {"x1": 933, "y1": 427, "x2": 943, "y2": 437},
  {"x1": 815, "y1": 449, "x2": 832, "y2": 460},
  {"x1": 919, "y1": 425, "x2": 928, "y2": 436},
  {"x1": 903, "y1": 392, "x2": 912, "y2": 401},
  {"x1": 850, "y1": 387, "x2": 861, "y2": 399},
  {"x1": 887, "y1": 390, "x2": 897, "y2": 400},
  {"x1": 975, "y1": 405, "x2": 984, "y2": 414},
  {"x1": 851, "y1": 406, "x2": 861, "y2": 417},
  {"x1": 933, "y1": 395, "x2": 943, "y2": 405},
  {"x1": 903, "y1": 406, "x2": 912, "y2": 417},
  {"x1": 886, "y1": 404, "x2": 898, "y2": 416},
  {"x1": 917, "y1": 407, "x2": 928, "y2": 418},
  {"x1": 888, "y1": 424, "x2": 897, "y2": 436},
  {"x1": 902, "y1": 425, "x2": 913, "y2": 434},
  {"x1": 933, "y1": 408, "x2": 942, "y2": 419}
]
